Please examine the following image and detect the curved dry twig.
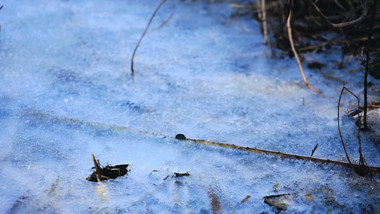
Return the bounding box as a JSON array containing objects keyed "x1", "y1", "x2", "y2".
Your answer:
[
  {"x1": 307, "y1": 0, "x2": 368, "y2": 28},
  {"x1": 281, "y1": 0, "x2": 293, "y2": 30},
  {"x1": 287, "y1": 10, "x2": 320, "y2": 94},
  {"x1": 337, "y1": 87, "x2": 355, "y2": 171},
  {"x1": 131, "y1": 0, "x2": 167, "y2": 76},
  {"x1": 338, "y1": 86, "x2": 368, "y2": 175}
]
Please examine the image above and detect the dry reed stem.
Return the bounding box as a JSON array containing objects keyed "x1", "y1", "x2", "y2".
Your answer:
[
  {"x1": 261, "y1": 0, "x2": 268, "y2": 45},
  {"x1": 28, "y1": 111, "x2": 380, "y2": 174},
  {"x1": 92, "y1": 154, "x2": 103, "y2": 175},
  {"x1": 361, "y1": 104, "x2": 380, "y2": 109},
  {"x1": 185, "y1": 137, "x2": 379, "y2": 173},
  {"x1": 364, "y1": 0, "x2": 377, "y2": 129},
  {"x1": 286, "y1": 11, "x2": 319, "y2": 94},
  {"x1": 131, "y1": 0, "x2": 167, "y2": 76}
]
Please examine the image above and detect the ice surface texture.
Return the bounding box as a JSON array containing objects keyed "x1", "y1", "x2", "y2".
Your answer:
[{"x1": 0, "y1": 0, "x2": 379, "y2": 213}]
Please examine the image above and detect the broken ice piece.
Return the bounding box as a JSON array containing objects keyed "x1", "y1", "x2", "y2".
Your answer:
[
  {"x1": 86, "y1": 154, "x2": 129, "y2": 182},
  {"x1": 264, "y1": 193, "x2": 292, "y2": 211}
]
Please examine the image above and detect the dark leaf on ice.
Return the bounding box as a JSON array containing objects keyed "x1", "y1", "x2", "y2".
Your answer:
[{"x1": 86, "y1": 154, "x2": 129, "y2": 182}]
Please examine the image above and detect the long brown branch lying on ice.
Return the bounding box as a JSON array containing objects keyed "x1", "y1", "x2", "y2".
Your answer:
[
  {"x1": 182, "y1": 137, "x2": 379, "y2": 173},
  {"x1": 27, "y1": 112, "x2": 380, "y2": 173}
]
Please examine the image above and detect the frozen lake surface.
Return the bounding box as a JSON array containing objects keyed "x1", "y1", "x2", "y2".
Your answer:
[{"x1": 0, "y1": 0, "x2": 379, "y2": 213}]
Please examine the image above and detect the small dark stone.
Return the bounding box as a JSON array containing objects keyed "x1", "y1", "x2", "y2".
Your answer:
[{"x1": 175, "y1": 134, "x2": 186, "y2": 140}]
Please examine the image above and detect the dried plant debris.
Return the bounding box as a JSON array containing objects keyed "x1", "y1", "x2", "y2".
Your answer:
[
  {"x1": 208, "y1": 187, "x2": 223, "y2": 214},
  {"x1": 243, "y1": 0, "x2": 380, "y2": 79},
  {"x1": 264, "y1": 193, "x2": 293, "y2": 211},
  {"x1": 86, "y1": 154, "x2": 129, "y2": 182},
  {"x1": 174, "y1": 172, "x2": 190, "y2": 177},
  {"x1": 310, "y1": 144, "x2": 318, "y2": 157},
  {"x1": 240, "y1": 195, "x2": 251, "y2": 204},
  {"x1": 172, "y1": 171, "x2": 190, "y2": 185},
  {"x1": 304, "y1": 194, "x2": 313, "y2": 202},
  {"x1": 160, "y1": 171, "x2": 190, "y2": 181},
  {"x1": 8, "y1": 195, "x2": 29, "y2": 213},
  {"x1": 0, "y1": 5, "x2": 3, "y2": 32}
]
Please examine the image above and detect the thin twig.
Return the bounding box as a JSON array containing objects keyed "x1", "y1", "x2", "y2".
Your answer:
[
  {"x1": 229, "y1": 3, "x2": 254, "y2": 10},
  {"x1": 281, "y1": 0, "x2": 293, "y2": 30},
  {"x1": 256, "y1": 0, "x2": 262, "y2": 20},
  {"x1": 357, "y1": 121, "x2": 367, "y2": 168},
  {"x1": 157, "y1": 14, "x2": 173, "y2": 29},
  {"x1": 185, "y1": 137, "x2": 380, "y2": 173},
  {"x1": 310, "y1": 144, "x2": 318, "y2": 157},
  {"x1": 364, "y1": 0, "x2": 377, "y2": 129},
  {"x1": 347, "y1": 104, "x2": 380, "y2": 117},
  {"x1": 361, "y1": 104, "x2": 380, "y2": 109},
  {"x1": 298, "y1": 35, "x2": 338, "y2": 53},
  {"x1": 286, "y1": 11, "x2": 319, "y2": 94},
  {"x1": 307, "y1": 0, "x2": 368, "y2": 28},
  {"x1": 131, "y1": 0, "x2": 167, "y2": 76},
  {"x1": 333, "y1": 0, "x2": 347, "y2": 11}
]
